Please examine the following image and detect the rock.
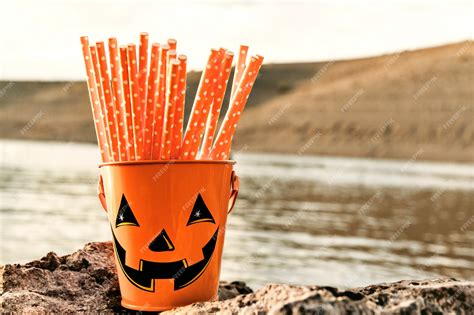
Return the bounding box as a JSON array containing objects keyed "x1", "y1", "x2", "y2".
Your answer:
[
  {"x1": 166, "y1": 280, "x2": 473, "y2": 314},
  {"x1": 1, "y1": 242, "x2": 120, "y2": 313},
  {"x1": 1, "y1": 242, "x2": 472, "y2": 314},
  {"x1": 0, "y1": 242, "x2": 251, "y2": 313}
]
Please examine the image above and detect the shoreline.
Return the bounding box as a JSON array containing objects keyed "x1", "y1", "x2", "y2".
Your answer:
[
  {"x1": 2, "y1": 137, "x2": 473, "y2": 165},
  {"x1": 0, "y1": 137, "x2": 474, "y2": 165}
]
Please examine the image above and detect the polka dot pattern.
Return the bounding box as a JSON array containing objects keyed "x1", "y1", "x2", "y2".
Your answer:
[
  {"x1": 142, "y1": 43, "x2": 160, "y2": 160},
  {"x1": 81, "y1": 34, "x2": 263, "y2": 162},
  {"x1": 120, "y1": 46, "x2": 137, "y2": 161},
  {"x1": 171, "y1": 54, "x2": 187, "y2": 159},
  {"x1": 180, "y1": 49, "x2": 223, "y2": 160},
  {"x1": 151, "y1": 44, "x2": 170, "y2": 159},
  {"x1": 161, "y1": 59, "x2": 180, "y2": 159},
  {"x1": 230, "y1": 45, "x2": 249, "y2": 100},
  {"x1": 80, "y1": 36, "x2": 109, "y2": 162},
  {"x1": 210, "y1": 55, "x2": 264, "y2": 160},
  {"x1": 138, "y1": 33, "x2": 149, "y2": 127},
  {"x1": 89, "y1": 45, "x2": 114, "y2": 160},
  {"x1": 96, "y1": 41, "x2": 121, "y2": 160},
  {"x1": 108, "y1": 38, "x2": 130, "y2": 161},
  {"x1": 201, "y1": 51, "x2": 234, "y2": 159},
  {"x1": 127, "y1": 44, "x2": 144, "y2": 160}
]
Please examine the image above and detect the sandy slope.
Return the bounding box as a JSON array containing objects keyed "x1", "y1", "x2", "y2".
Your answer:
[
  {"x1": 0, "y1": 41, "x2": 472, "y2": 162},
  {"x1": 234, "y1": 41, "x2": 474, "y2": 162}
]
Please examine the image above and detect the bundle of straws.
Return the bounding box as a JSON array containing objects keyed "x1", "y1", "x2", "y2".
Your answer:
[{"x1": 80, "y1": 33, "x2": 263, "y2": 163}]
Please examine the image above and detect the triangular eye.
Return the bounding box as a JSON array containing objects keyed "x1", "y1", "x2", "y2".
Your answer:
[
  {"x1": 116, "y1": 194, "x2": 140, "y2": 227},
  {"x1": 187, "y1": 193, "x2": 215, "y2": 225}
]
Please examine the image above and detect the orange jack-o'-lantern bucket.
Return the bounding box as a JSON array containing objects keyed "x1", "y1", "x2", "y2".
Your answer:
[{"x1": 97, "y1": 160, "x2": 239, "y2": 311}]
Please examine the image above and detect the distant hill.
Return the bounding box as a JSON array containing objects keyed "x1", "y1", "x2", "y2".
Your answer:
[
  {"x1": 235, "y1": 41, "x2": 474, "y2": 162},
  {"x1": 1, "y1": 41, "x2": 472, "y2": 162},
  {"x1": 0, "y1": 59, "x2": 315, "y2": 143}
]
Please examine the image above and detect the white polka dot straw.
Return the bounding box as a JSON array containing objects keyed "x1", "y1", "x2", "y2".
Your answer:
[
  {"x1": 211, "y1": 55, "x2": 264, "y2": 160},
  {"x1": 167, "y1": 38, "x2": 177, "y2": 50},
  {"x1": 138, "y1": 33, "x2": 149, "y2": 124},
  {"x1": 127, "y1": 43, "x2": 144, "y2": 160},
  {"x1": 108, "y1": 37, "x2": 130, "y2": 160},
  {"x1": 167, "y1": 49, "x2": 177, "y2": 66},
  {"x1": 89, "y1": 45, "x2": 113, "y2": 160},
  {"x1": 119, "y1": 46, "x2": 136, "y2": 161},
  {"x1": 161, "y1": 59, "x2": 180, "y2": 160},
  {"x1": 180, "y1": 49, "x2": 222, "y2": 160},
  {"x1": 142, "y1": 43, "x2": 160, "y2": 160},
  {"x1": 201, "y1": 50, "x2": 234, "y2": 159},
  {"x1": 151, "y1": 44, "x2": 170, "y2": 160},
  {"x1": 156, "y1": 48, "x2": 177, "y2": 158},
  {"x1": 80, "y1": 36, "x2": 109, "y2": 162},
  {"x1": 230, "y1": 45, "x2": 249, "y2": 100},
  {"x1": 96, "y1": 41, "x2": 121, "y2": 160},
  {"x1": 171, "y1": 55, "x2": 187, "y2": 159}
]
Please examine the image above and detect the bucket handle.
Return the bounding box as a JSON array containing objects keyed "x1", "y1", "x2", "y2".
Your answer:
[
  {"x1": 97, "y1": 171, "x2": 240, "y2": 214},
  {"x1": 228, "y1": 171, "x2": 240, "y2": 214},
  {"x1": 98, "y1": 175, "x2": 108, "y2": 212}
]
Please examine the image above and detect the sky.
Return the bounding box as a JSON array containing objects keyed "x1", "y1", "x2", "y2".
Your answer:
[{"x1": 0, "y1": 0, "x2": 473, "y2": 80}]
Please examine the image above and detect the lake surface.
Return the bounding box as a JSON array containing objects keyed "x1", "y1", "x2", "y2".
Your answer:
[{"x1": 1, "y1": 140, "x2": 473, "y2": 288}]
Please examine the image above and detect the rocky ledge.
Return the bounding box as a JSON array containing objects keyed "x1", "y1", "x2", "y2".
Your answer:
[{"x1": 1, "y1": 242, "x2": 472, "y2": 314}]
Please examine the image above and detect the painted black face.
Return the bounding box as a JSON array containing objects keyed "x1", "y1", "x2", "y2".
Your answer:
[{"x1": 111, "y1": 193, "x2": 218, "y2": 292}]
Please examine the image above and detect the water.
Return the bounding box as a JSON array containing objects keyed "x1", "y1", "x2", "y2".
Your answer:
[
  {"x1": 1, "y1": 140, "x2": 473, "y2": 288},
  {"x1": 2, "y1": 0, "x2": 473, "y2": 80}
]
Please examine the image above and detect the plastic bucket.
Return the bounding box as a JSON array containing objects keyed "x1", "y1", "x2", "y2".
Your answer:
[{"x1": 97, "y1": 160, "x2": 239, "y2": 311}]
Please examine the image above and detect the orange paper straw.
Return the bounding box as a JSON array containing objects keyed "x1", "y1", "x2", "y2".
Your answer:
[
  {"x1": 201, "y1": 51, "x2": 234, "y2": 158},
  {"x1": 180, "y1": 49, "x2": 222, "y2": 160},
  {"x1": 151, "y1": 44, "x2": 170, "y2": 159},
  {"x1": 171, "y1": 55, "x2": 187, "y2": 159},
  {"x1": 96, "y1": 41, "x2": 121, "y2": 160},
  {"x1": 230, "y1": 45, "x2": 249, "y2": 99},
  {"x1": 142, "y1": 43, "x2": 161, "y2": 160},
  {"x1": 120, "y1": 46, "x2": 136, "y2": 160},
  {"x1": 157, "y1": 48, "x2": 177, "y2": 157},
  {"x1": 138, "y1": 33, "x2": 149, "y2": 127},
  {"x1": 167, "y1": 38, "x2": 177, "y2": 50},
  {"x1": 211, "y1": 55, "x2": 264, "y2": 160},
  {"x1": 161, "y1": 59, "x2": 180, "y2": 159},
  {"x1": 189, "y1": 49, "x2": 225, "y2": 158},
  {"x1": 108, "y1": 37, "x2": 130, "y2": 161},
  {"x1": 89, "y1": 45, "x2": 113, "y2": 160},
  {"x1": 167, "y1": 49, "x2": 177, "y2": 67},
  {"x1": 127, "y1": 44, "x2": 144, "y2": 160},
  {"x1": 80, "y1": 36, "x2": 109, "y2": 162}
]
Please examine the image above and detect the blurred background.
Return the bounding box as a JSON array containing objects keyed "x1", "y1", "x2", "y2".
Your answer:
[{"x1": 1, "y1": 0, "x2": 473, "y2": 289}]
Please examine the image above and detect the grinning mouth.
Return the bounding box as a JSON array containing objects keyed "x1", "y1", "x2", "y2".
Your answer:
[{"x1": 111, "y1": 227, "x2": 218, "y2": 292}]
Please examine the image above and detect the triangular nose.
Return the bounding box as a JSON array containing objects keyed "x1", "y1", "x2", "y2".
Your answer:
[{"x1": 149, "y1": 229, "x2": 175, "y2": 252}]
